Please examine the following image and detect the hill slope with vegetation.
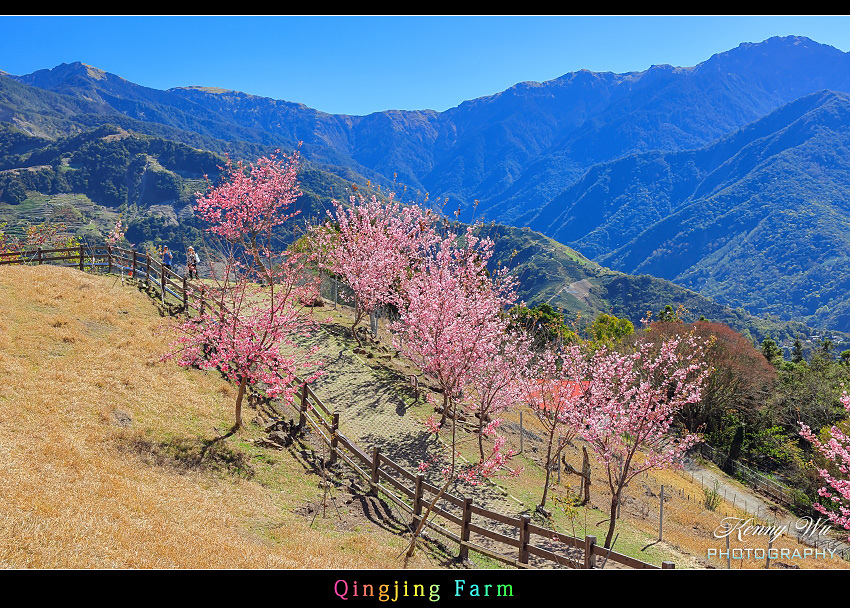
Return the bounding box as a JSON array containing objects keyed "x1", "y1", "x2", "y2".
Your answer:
[
  {"x1": 3, "y1": 263, "x2": 849, "y2": 570},
  {"x1": 1, "y1": 119, "x2": 841, "y2": 354},
  {"x1": 0, "y1": 263, "x2": 439, "y2": 568},
  {"x1": 477, "y1": 222, "x2": 845, "y2": 351},
  {"x1": 525, "y1": 90, "x2": 850, "y2": 334},
  {"x1": 0, "y1": 122, "x2": 368, "y2": 253}
]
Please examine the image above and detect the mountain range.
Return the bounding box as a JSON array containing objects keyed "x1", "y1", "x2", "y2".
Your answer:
[{"x1": 3, "y1": 34, "x2": 850, "y2": 340}]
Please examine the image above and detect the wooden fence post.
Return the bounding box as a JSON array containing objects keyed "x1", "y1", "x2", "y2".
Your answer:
[
  {"x1": 659, "y1": 484, "x2": 664, "y2": 541},
  {"x1": 107, "y1": 246, "x2": 112, "y2": 274},
  {"x1": 662, "y1": 561, "x2": 676, "y2": 569},
  {"x1": 145, "y1": 256, "x2": 151, "y2": 287},
  {"x1": 182, "y1": 275, "x2": 189, "y2": 314},
  {"x1": 299, "y1": 384, "x2": 308, "y2": 428},
  {"x1": 160, "y1": 264, "x2": 166, "y2": 300},
  {"x1": 410, "y1": 375, "x2": 419, "y2": 402},
  {"x1": 459, "y1": 497, "x2": 473, "y2": 561},
  {"x1": 726, "y1": 533, "x2": 731, "y2": 569},
  {"x1": 132, "y1": 250, "x2": 137, "y2": 278},
  {"x1": 37, "y1": 247, "x2": 42, "y2": 265},
  {"x1": 412, "y1": 473, "x2": 424, "y2": 530},
  {"x1": 584, "y1": 535, "x2": 597, "y2": 569},
  {"x1": 79, "y1": 244, "x2": 84, "y2": 271},
  {"x1": 329, "y1": 412, "x2": 339, "y2": 465},
  {"x1": 518, "y1": 514, "x2": 531, "y2": 565},
  {"x1": 370, "y1": 447, "x2": 381, "y2": 494}
]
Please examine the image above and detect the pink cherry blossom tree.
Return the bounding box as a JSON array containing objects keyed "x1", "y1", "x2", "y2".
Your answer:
[
  {"x1": 463, "y1": 326, "x2": 534, "y2": 463},
  {"x1": 393, "y1": 228, "x2": 516, "y2": 427},
  {"x1": 799, "y1": 392, "x2": 850, "y2": 540},
  {"x1": 311, "y1": 193, "x2": 437, "y2": 346},
  {"x1": 106, "y1": 218, "x2": 127, "y2": 246},
  {"x1": 520, "y1": 343, "x2": 592, "y2": 511},
  {"x1": 393, "y1": 226, "x2": 520, "y2": 559},
  {"x1": 579, "y1": 335, "x2": 710, "y2": 548},
  {"x1": 165, "y1": 150, "x2": 323, "y2": 434}
]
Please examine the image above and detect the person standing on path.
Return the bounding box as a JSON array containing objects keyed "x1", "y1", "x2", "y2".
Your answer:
[
  {"x1": 187, "y1": 246, "x2": 199, "y2": 279},
  {"x1": 162, "y1": 245, "x2": 173, "y2": 270}
]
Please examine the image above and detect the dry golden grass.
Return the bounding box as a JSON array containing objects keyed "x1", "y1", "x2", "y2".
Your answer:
[{"x1": 0, "y1": 265, "x2": 433, "y2": 569}]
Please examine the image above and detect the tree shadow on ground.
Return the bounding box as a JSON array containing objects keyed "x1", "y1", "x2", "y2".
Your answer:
[
  {"x1": 361, "y1": 429, "x2": 524, "y2": 516},
  {"x1": 115, "y1": 431, "x2": 255, "y2": 479},
  {"x1": 362, "y1": 430, "x2": 436, "y2": 472}
]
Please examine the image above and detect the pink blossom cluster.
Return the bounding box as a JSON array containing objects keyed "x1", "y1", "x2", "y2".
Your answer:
[
  {"x1": 457, "y1": 435, "x2": 521, "y2": 485},
  {"x1": 312, "y1": 194, "x2": 438, "y2": 339},
  {"x1": 315, "y1": 190, "x2": 526, "y2": 485},
  {"x1": 106, "y1": 218, "x2": 126, "y2": 246},
  {"x1": 392, "y1": 227, "x2": 516, "y2": 404},
  {"x1": 194, "y1": 151, "x2": 302, "y2": 243},
  {"x1": 799, "y1": 392, "x2": 850, "y2": 536},
  {"x1": 575, "y1": 336, "x2": 708, "y2": 481},
  {"x1": 171, "y1": 270, "x2": 323, "y2": 403},
  {"x1": 463, "y1": 328, "x2": 533, "y2": 426},
  {"x1": 388, "y1": 224, "x2": 525, "y2": 483},
  {"x1": 520, "y1": 333, "x2": 709, "y2": 515}
]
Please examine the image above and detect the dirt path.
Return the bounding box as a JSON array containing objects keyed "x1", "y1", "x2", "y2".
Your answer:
[{"x1": 681, "y1": 454, "x2": 850, "y2": 557}]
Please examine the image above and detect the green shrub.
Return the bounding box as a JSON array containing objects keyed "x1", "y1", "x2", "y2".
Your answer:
[{"x1": 704, "y1": 481, "x2": 722, "y2": 511}]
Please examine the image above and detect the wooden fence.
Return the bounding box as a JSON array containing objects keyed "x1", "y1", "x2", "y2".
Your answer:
[
  {"x1": 1, "y1": 244, "x2": 210, "y2": 314},
  {"x1": 298, "y1": 382, "x2": 678, "y2": 569},
  {"x1": 2, "y1": 245, "x2": 674, "y2": 570}
]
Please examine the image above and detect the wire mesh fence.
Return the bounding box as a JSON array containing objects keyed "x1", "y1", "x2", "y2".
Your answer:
[{"x1": 694, "y1": 442, "x2": 796, "y2": 508}]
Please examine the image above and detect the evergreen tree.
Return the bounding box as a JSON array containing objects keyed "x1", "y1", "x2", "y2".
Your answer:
[
  {"x1": 792, "y1": 339, "x2": 805, "y2": 363},
  {"x1": 761, "y1": 338, "x2": 784, "y2": 367}
]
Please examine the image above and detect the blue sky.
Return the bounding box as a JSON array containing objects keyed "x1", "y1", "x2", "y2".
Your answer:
[{"x1": 3, "y1": 15, "x2": 850, "y2": 116}]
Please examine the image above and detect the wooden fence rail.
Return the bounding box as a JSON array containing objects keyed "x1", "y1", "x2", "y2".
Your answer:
[
  {"x1": 291, "y1": 360, "x2": 671, "y2": 570},
  {"x1": 3, "y1": 246, "x2": 673, "y2": 570}
]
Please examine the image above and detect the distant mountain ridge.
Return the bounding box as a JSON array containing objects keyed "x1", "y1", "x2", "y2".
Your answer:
[
  {"x1": 8, "y1": 36, "x2": 850, "y2": 218},
  {"x1": 6, "y1": 35, "x2": 850, "y2": 336},
  {"x1": 522, "y1": 89, "x2": 850, "y2": 331}
]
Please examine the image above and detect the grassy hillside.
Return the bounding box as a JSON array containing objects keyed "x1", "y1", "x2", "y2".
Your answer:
[{"x1": 0, "y1": 264, "x2": 435, "y2": 568}]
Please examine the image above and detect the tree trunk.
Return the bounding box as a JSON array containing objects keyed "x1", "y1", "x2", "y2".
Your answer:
[
  {"x1": 439, "y1": 393, "x2": 450, "y2": 426},
  {"x1": 581, "y1": 447, "x2": 591, "y2": 505},
  {"x1": 233, "y1": 375, "x2": 248, "y2": 430},
  {"x1": 604, "y1": 491, "x2": 620, "y2": 549},
  {"x1": 561, "y1": 447, "x2": 591, "y2": 505},
  {"x1": 539, "y1": 422, "x2": 557, "y2": 509},
  {"x1": 351, "y1": 297, "x2": 364, "y2": 347},
  {"x1": 404, "y1": 395, "x2": 457, "y2": 564},
  {"x1": 477, "y1": 416, "x2": 485, "y2": 461},
  {"x1": 351, "y1": 312, "x2": 363, "y2": 347}
]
